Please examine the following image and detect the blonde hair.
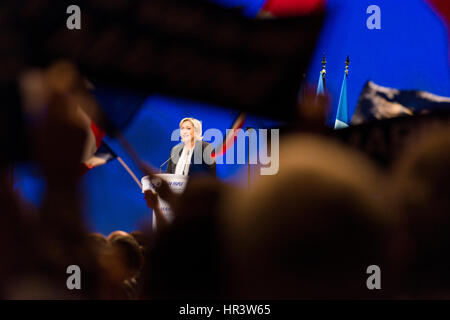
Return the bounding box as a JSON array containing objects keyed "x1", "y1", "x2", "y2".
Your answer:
[{"x1": 179, "y1": 117, "x2": 203, "y2": 141}]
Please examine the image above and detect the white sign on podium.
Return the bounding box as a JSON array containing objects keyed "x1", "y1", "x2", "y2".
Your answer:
[{"x1": 141, "y1": 173, "x2": 188, "y2": 230}]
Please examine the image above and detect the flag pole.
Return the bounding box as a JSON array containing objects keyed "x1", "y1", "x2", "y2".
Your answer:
[
  {"x1": 116, "y1": 156, "x2": 142, "y2": 190},
  {"x1": 345, "y1": 55, "x2": 350, "y2": 122},
  {"x1": 246, "y1": 126, "x2": 253, "y2": 189},
  {"x1": 114, "y1": 132, "x2": 160, "y2": 190},
  {"x1": 321, "y1": 53, "x2": 327, "y2": 90},
  {"x1": 345, "y1": 55, "x2": 350, "y2": 76},
  {"x1": 115, "y1": 132, "x2": 152, "y2": 176},
  {"x1": 9, "y1": 163, "x2": 14, "y2": 191}
]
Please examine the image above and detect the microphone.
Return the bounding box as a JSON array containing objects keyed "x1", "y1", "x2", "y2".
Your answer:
[{"x1": 159, "y1": 156, "x2": 173, "y2": 173}]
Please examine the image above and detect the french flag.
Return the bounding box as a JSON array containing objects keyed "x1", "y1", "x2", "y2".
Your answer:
[
  {"x1": 212, "y1": 112, "x2": 246, "y2": 159},
  {"x1": 260, "y1": 0, "x2": 326, "y2": 16},
  {"x1": 81, "y1": 122, "x2": 117, "y2": 173},
  {"x1": 427, "y1": 0, "x2": 450, "y2": 62}
]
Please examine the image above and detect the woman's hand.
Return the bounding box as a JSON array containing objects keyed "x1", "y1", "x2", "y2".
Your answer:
[
  {"x1": 144, "y1": 189, "x2": 169, "y2": 231},
  {"x1": 144, "y1": 189, "x2": 159, "y2": 209},
  {"x1": 141, "y1": 162, "x2": 178, "y2": 207}
]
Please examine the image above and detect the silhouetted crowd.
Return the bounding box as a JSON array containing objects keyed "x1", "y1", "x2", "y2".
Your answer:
[{"x1": 1, "y1": 67, "x2": 450, "y2": 300}]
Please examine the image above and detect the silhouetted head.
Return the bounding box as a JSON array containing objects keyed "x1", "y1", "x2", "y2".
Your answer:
[
  {"x1": 109, "y1": 234, "x2": 144, "y2": 281},
  {"x1": 222, "y1": 134, "x2": 394, "y2": 299},
  {"x1": 391, "y1": 127, "x2": 450, "y2": 297},
  {"x1": 140, "y1": 177, "x2": 229, "y2": 299},
  {"x1": 107, "y1": 230, "x2": 129, "y2": 242},
  {"x1": 130, "y1": 230, "x2": 148, "y2": 249}
]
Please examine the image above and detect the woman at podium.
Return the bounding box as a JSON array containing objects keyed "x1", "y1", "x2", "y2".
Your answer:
[{"x1": 165, "y1": 117, "x2": 216, "y2": 177}]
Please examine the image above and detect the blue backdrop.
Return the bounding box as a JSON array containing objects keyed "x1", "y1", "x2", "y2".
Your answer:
[
  {"x1": 308, "y1": 0, "x2": 449, "y2": 124},
  {"x1": 14, "y1": 0, "x2": 450, "y2": 234}
]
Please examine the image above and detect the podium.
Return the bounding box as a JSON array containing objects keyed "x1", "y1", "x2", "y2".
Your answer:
[{"x1": 141, "y1": 173, "x2": 188, "y2": 230}]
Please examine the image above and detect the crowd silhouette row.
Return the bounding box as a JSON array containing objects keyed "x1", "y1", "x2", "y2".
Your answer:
[{"x1": 1, "y1": 64, "x2": 450, "y2": 299}]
